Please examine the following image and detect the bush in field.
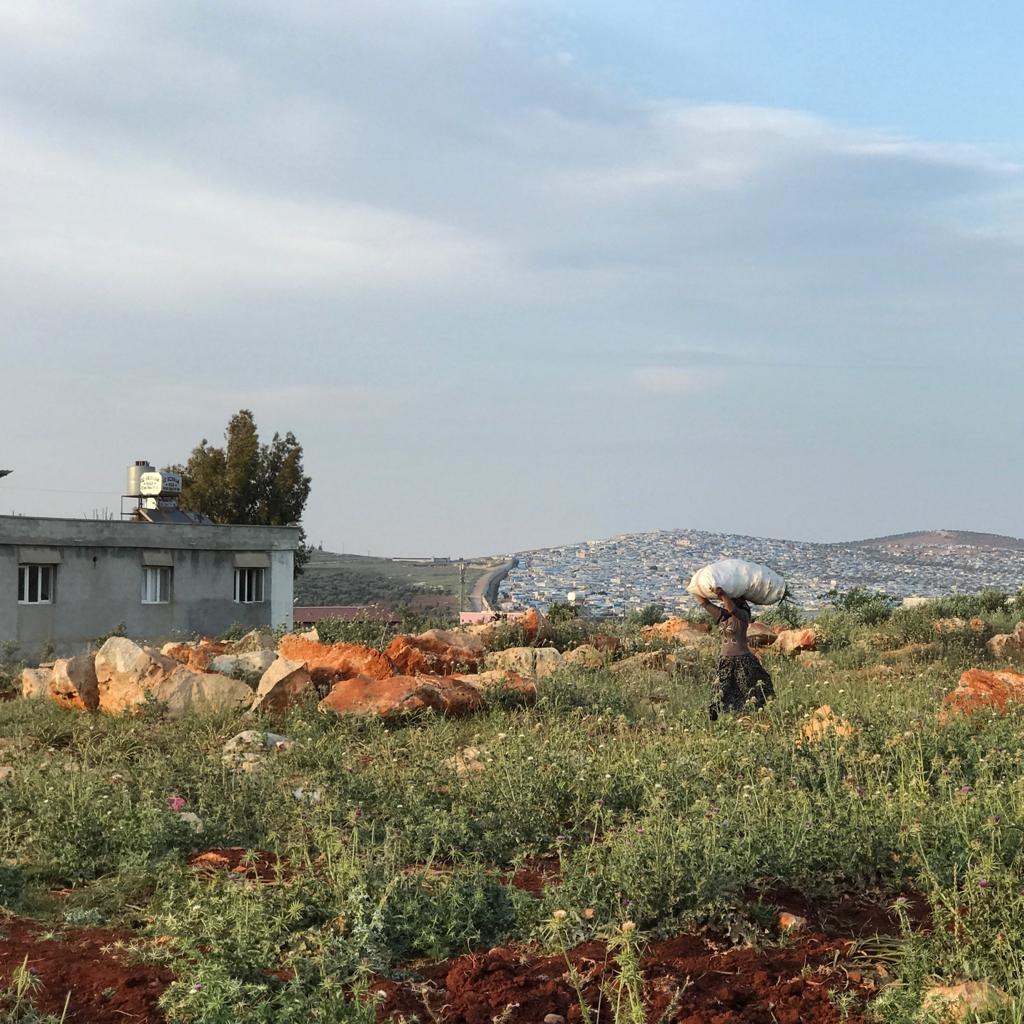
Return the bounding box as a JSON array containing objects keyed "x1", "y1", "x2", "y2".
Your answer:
[
  {"x1": 313, "y1": 617, "x2": 393, "y2": 650},
  {"x1": 756, "y1": 598, "x2": 804, "y2": 630},
  {"x1": 626, "y1": 604, "x2": 665, "y2": 628}
]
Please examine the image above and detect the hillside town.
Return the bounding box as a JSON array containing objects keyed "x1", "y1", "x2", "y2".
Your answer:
[{"x1": 496, "y1": 528, "x2": 1024, "y2": 616}]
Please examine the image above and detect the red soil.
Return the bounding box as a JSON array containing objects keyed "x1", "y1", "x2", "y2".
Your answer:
[
  {"x1": 374, "y1": 932, "x2": 875, "y2": 1024},
  {"x1": 0, "y1": 917, "x2": 172, "y2": 1023},
  {"x1": 187, "y1": 847, "x2": 287, "y2": 884}
]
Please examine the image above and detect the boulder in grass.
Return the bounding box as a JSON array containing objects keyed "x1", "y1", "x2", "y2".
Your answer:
[
  {"x1": 609, "y1": 651, "x2": 678, "y2": 675},
  {"x1": 21, "y1": 667, "x2": 52, "y2": 699},
  {"x1": 222, "y1": 729, "x2": 294, "y2": 774},
  {"x1": 277, "y1": 635, "x2": 394, "y2": 687},
  {"x1": 639, "y1": 618, "x2": 711, "y2": 646},
  {"x1": 452, "y1": 670, "x2": 537, "y2": 705},
  {"x1": 210, "y1": 650, "x2": 278, "y2": 681},
  {"x1": 941, "y1": 667, "x2": 1024, "y2": 720},
  {"x1": 150, "y1": 669, "x2": 253, "y2": 719},
  {"x1": 49, "y1": 655, "x2": 99, "y2": 712},
  {"x1": 319, "y1": 674, "x2": 484, "y2": 719},
  {"x1": 231, "y1": 628, "x2": 278, "y2": 654},
  {"x1": 484, "y1": 646, "x2": 563, "y2": 680},
  {"x1": 562, "y1": 644, "x2": 606, "y2": 669},
  {"x1": 95, "y1": 637, "x2": 180, "y2": 713},
  {"x1": 921, "y1": 981, "x2": 1010, "y2": 1021},
  {"x1": 797, "y1": 705, "x2": 854, "y2": 745},
  {"x1": 774, "y1": 628, "x2": 817, "y2": 656},
  {"x1": 385, "y1": 631, "x2": 484, "y2": 676},
  {"x1": 161, "y1": 639, "x2": 230, "y2": 671},
  {"x1": 745, "y1": 622, "x2": 777, "y2": 649},
  {"x1": 986, "y1": 622, "x2": 1024, "y2": 662},
  {"x1": 250, "y1": 657, "x2": 315, "y2": 714}
]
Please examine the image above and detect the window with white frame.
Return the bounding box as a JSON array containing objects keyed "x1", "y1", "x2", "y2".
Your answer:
[
  {"x1": 18, "y1": 564, "x2": 54, "y2": 604},
  {"x1": 142, "y1": 566, "x2": 172, "y2": 604},
  {"x1": 234, "y1": 567, "x2": 265, "y2": 603}
]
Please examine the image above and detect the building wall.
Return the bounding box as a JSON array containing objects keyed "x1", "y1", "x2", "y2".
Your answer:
[{"x1": 1, "y1": 516, "x2": 299, "y2": 659}]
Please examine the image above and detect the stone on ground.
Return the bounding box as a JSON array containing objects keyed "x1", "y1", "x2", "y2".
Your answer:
[
  {"x1": 250, "y1": 657, "x2": 315, "y2": 714},
  {"x1": 318, "y1": 674, "x2": 484, "y2": 718},
  {"x1": 385, "y1": 630, "x2": 484, "y2": 675},
  {"x1": 231, "y1": 628, "x2": 278, "y2": 654},
  {"x1": 987, "y1": 622, "x2": 1024, "y2": 661},
  {"x1": 49, "y1": 654, "x2": 99, "y2": 712},
  {"x1": 485, "y1": 646, "x2": 564, "y2": 680},
  {"x1": 95, "y1": 637, "x2": 180, "y2": 713},
  {"x1": 640, "y1": 618, "x2": 711, "y2": 646},
  {"x1": 277, "y1": 634, "x2": 394, "y2": 686},
  {"x1": 941, "y1": 667, "x2": 1024, "y2": 718},
  {"x1": 20, "y1": 667, "x2": 52, "y2": 699},
  {"x1": 210, "y1": 650, "x2": 278, "y2": 680},
  {"x1": 562, "y1": 644, "x2": 606, "y2": 669},
  {"x1": 775, "y1": 627, "x2": 817, "y2": 656},
  {"x1": 797, "y1": 705, "x2": 854, "y2": 745}
]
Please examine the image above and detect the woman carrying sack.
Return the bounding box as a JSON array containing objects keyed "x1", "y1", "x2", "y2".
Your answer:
[{"x1": 696, "y1": 586, "x2": 775, "y2": 720}]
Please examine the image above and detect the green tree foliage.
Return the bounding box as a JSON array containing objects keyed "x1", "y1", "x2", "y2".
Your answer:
[{"x1": 171, "y1": 410, "x2": 312, "y2": 570}]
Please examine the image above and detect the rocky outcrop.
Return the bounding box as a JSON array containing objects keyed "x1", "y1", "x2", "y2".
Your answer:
[
  {"x1": 385, "y1": 630, "x2": 485, "y2": 675},
  {"x1": 774, "y1": 628, "x2": 817, "y2": 656},
  {"x1": 318, "y1": 674, "x2": 484, "y2": 718},
  {"x1": 451, "y1": 670, "x2": 537, "y2": 704},
  {"x1": 277, "y1": 635, "x2": 394, "y2": 687},
  {"x1": 941, "y1": 667, "x2": 1024, "y2": 718},
  {"x1": 639, "y1": 618, "x2": 711, "y2": 646},
  {"x1": 250, "y1": 657, "x2": 315, "y2": 714},
  {"x1": 49, "y1": 655, "x2": 99, "y2": 712},
  {"x1": 986, "y1": 622, "x2": 1024, "y2": 661}
]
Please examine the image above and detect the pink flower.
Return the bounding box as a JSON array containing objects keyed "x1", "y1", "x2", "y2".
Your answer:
[{"x1": 167, "y1": 795, "x2": 187, "y2": 813}]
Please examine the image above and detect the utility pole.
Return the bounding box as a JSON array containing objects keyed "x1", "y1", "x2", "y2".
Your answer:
[{"x1": 459, "y1": 559, "x2": 466, "y2": 613}]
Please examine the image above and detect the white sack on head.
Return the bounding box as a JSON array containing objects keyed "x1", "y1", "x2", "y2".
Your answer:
[{"x1": 686, "y1": 559, "x2": 787, "y2": 606}]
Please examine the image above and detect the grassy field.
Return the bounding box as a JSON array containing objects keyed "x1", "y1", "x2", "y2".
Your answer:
[
  {"x1": 2, "y1": 593, "x2": 1024, "y2": 1022},
  {"x1": 294, "y1": 552, "x2": 492, "y2": 615}
]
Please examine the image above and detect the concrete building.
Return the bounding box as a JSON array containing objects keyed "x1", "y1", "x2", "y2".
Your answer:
[{"x1": 1, "y1": 515, "x2": 299, "y2": 657}]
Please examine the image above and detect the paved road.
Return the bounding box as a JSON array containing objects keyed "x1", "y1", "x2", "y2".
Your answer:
[{"x1": 469, "y1": 559, "x2": 516, "y2": 612}]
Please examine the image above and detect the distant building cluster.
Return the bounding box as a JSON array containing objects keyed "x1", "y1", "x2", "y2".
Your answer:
[{"x1": 497, "y1": 529, "x2": 1024, "y2": 616}]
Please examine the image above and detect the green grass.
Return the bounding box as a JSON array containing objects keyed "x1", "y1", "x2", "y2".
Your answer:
[{"x1": 3, "y1": 602, "x2": 1024, "y2": 1021}]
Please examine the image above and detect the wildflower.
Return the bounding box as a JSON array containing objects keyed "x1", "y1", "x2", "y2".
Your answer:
[
  {"x1": 191, "y1": 983, "x2": 203, "y2": 993},
  {"x1": 978, "y1": 879, "x2": 991, "y2": 889},
  {"x1": 958, "y1": 785, "x2": 972, "y2": 795},
  {"x1": 583, "y1": 908, "x2": 595, "y2": 919},
  {"x1": 167, "y1": 795, "x2": 187, "y2": 813},
  {"x1": 621, "y1": 920, "x2": 636, "y2": 934},
  {"x1": 552, "y1": 909, "x2": 568, "y2": 922}
]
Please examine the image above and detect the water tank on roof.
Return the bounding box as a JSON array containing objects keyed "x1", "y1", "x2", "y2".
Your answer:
[{"x1": 126, "y1": 460, "x2": 154, "y2": 496}]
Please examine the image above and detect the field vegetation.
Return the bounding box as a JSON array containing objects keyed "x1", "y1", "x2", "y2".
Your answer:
[{"x1": 2, "y1": 590, "x2": 1024, "y2": 1022}]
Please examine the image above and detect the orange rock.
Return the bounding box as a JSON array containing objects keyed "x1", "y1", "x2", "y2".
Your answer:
[
  {"x1": 519, "y1": 608, "x2": 542, "y2": 643},
  {"x1": 941, "y1": 667, "x2": 1024, "y2": 719},
  {"x1": 778, "y1": 912, "x2": 807, "y2": 932},
  {"x1": 640, "y1": 618, "x2": 711, "y2": 645},
  {"x1": 451, "y1": 670, "x2": 538, "y2": 705},
  {"x1": 277, "y1": 635, "x2": 394, "y2": 687},
  {"x1": 775, "y1": 628, "x2": 817, "y2": 656},
  {"x1": 49, "y1": 655, "x2": 99, "y2": 712},
  {"x1": 318, "y1": 674, "x2": 483, "y2": 718},
  {"x1": 798, "y1": 705, "x2": 854, "y2": 744},
  {"x1": 591, "y1": 634, "x2": 623, "y2": 655},
  {"x1": 161, "y1": 639, "x2": 229, "y2": 671},
  {"x1": 385, "y1": 631, "x2": 485, "y2": 676},
  {"x1": 969, "y1": 617, "x2": 986, "y2": 633}
]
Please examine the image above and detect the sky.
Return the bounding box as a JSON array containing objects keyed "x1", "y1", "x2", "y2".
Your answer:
[{"x1": 2, "y1": 1, "x2": 1022, "y2": 556}]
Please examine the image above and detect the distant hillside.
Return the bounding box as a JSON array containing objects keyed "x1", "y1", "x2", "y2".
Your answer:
[
  {"x1": 847, "y1": 530, "x2": 1024, "y2": 552},
  {"x1": 295, "y1": 550, "x2": 491, "y2": 613}
]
